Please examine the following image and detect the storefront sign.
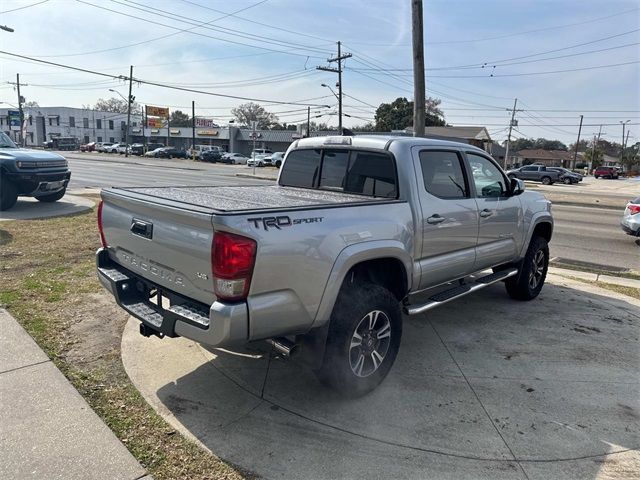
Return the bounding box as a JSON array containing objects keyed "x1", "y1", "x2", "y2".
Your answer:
[
  {"x1": 150, "y1": 129, "x2": 160, "y2": 134},
  {"x1": 131, "y1": 128, "x2": 142, "y2": 134},
  {"x1": 170, "y1": 129, "x2": 181, "y2": 135},
  {"x1": 146, "y1": 105, "x2": 169, "y2": 118},
  {"x1": 195, "y1": 117, "x2": 218, "y2": 128},
  {"x1": 198, "y1": 129, "x2": 219, "y2": 136}
]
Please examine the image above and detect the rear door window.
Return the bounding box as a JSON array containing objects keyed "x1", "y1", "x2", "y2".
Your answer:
[
  {"x1": 345, "y1": 151, "x2": 397, "y2": 198},
  {"x1": 419, "y1": 150, "x2": 468, "y2": 199},
  {"x1": 279, "y1": 149, "x2": 321, "y2": 188}
]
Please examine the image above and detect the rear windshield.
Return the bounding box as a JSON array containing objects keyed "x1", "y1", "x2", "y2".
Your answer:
[{"x1": 279, "y1": 148, "x2": 398, "y2": 198}]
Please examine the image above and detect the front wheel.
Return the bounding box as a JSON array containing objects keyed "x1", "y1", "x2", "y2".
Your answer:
[
  {"x1": 275, "y1": 160, "x2": 282, "y2": 168},
  {"x1": 36, "y1": 188, "x2": 66, "y2": 203},
  {"x1": 563, "y1": 177, "x2": 572, "y2": 185},
  {"x1": 315, "y1": 282, "x2": 402, "y2": 397},
  {"x1": 0, "y1": 177, "x2": 18, "y2": 211},
  {"x1": 541, "y1": 176, "x2": 552, "y2": 185},
  {"x1": 505, "y1": 236, "x2": 549, "y2": 301}
]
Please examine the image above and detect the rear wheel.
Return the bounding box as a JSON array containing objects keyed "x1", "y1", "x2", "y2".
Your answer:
[
  {"x1": 0, "y1": 177, "x2": 18, "y2": 211},
  {"x1": 505, "y1": 236, "x2": 549, "y2": 301},
  {"x1": 36, "y1": 188, "x2": 66, "y2": 203},
  {"x1": 275, "y1": 160, "x2": 282, "y2": 168},
  {"x1": 315, "y1": 282, "x2": 402, "y2": 397},
  {"x1": 563, "y1": 177, "x2": 572, "y2": 185}
]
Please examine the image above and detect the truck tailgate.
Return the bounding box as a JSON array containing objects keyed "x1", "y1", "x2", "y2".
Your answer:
[{"x1": 101, "y1": 189, "x2": 216, "y2": 306}]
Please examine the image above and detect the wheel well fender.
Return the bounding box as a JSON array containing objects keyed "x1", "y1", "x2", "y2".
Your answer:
[{"x1": 520, "y1": 215, "x2": 553, "y2": 257}]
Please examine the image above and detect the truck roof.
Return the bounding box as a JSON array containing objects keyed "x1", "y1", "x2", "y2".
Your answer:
[{"x1": 292, "y1": 135, "x2": 487, "y2": 154}]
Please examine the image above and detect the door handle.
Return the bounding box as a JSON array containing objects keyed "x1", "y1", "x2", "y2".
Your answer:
[
  {"x1": 479, "y1": 209, "x2": 494, "y2": 218},
  {"x1": 426, "y1": 214, "x2": 446, "y2": 225}
]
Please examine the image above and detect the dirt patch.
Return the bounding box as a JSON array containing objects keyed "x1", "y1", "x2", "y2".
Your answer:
[{"x1": 0, "y1": 200, "x2": 248, "y2": 480}]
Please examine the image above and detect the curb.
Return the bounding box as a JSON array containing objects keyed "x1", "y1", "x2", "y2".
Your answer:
[
  {"x1": 235, "y1": 173, "x2": 277, "y2": 181},
  {"x1": 548, "y1": 266, "x2": 640, "y2": 289},
  {"x1": 547, "y1": 200, "x2": 622, "y2": 210}
]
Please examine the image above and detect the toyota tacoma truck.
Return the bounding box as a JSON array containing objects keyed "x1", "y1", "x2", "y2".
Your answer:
[
  {"x1": 0, "y1": 132, "x2": 71, "y2": 211},
  {"x1": 506, "y1": 165, "x2": 561, "y2": 185},
  {"x1": 97, "y1": 136, "x2": 553, "y2": 396}
]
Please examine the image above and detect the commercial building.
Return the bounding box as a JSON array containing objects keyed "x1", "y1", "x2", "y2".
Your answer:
[{"x1": 0, "y1": 106, "x2": 142, "y2": 147}]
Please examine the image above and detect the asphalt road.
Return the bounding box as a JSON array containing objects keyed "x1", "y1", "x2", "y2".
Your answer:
[{"x1": 65, "y1": 155, "x2": 639, "y2": 272}]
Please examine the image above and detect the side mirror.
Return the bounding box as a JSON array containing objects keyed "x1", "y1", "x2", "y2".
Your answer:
[{"x1": 510, "y1": 177, "x2": 525, "y2": 196}]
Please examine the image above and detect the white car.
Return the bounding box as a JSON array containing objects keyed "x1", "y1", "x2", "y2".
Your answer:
[
  {"x1": 248, "y1": 154, "x2": 269, "y2": 167},
  {"x1": 106, "y1": 143, "x2": 121, "y2": 153},
  {"x1": 264, "y1": 151, "x2": 285, "y2": 167},
  {"x1": 117, "y1": 144, "x2": 129, "y2": 154},
  {"x1": 226, "y1": 153, "x2": 248, "y2": 165},
  {"x1": 97, "y1": 142, "x2": 114, "y2": 153},
  {"x1": 144, "y1": 147, "x2": 164, "y2": 158}
]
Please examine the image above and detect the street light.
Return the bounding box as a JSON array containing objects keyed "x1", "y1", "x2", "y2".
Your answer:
[
  {"x1": 321, "y1": 83, "x2": 339, "y2": 101},
  {"x1": 620, "y1": 120, "x2": 631, "y2": 166},
  {"x1": 109, "y1": 88, "x2": 132, "y2": 157}
]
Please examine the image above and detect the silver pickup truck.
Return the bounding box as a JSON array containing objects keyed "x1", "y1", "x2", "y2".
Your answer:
[{"x1": 97, "y1": 136, "x2": 553, "y2": 396}]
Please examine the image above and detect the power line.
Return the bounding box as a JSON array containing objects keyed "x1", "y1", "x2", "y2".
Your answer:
[
  {"x1": 0, "y1": 50, "x2": 332, "y2": 107},
  {"x1": 0, "y1": 0, "x2": 49, "y2": 14}
]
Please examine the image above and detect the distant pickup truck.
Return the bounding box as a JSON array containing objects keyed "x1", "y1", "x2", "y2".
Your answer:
[
  {"x1": 506, "y1": 165, "x2": 561, "y2": 185},
  {"x1": 97, "y1": 136, "x2": 553, "y2": 396},
  {"x1": 0, "y1": 132, "x2": 71, "y2": 211}
]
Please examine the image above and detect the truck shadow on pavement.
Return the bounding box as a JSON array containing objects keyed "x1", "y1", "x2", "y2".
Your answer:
[{"x1": 153, "y1": 280, "x2": 640, "y2": 479}]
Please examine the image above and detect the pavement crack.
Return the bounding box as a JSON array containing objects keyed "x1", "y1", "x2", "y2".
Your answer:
[
  {"x1": 427, "y1": 318, "x2": 531, "y2": 479},
  {"x1": 0, "y1": 359, "x2": 51, "y2": 376}
]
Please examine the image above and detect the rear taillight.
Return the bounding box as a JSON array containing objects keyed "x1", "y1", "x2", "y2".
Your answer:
[
  {"x1": 97, "y1": 200, "x2": 107, "y2": 247},
  {"x1": 212, "y1": 231, "x2": 257, "y2": 301},
  {"x1": 629, "y1": 204, "x2": 640, "y2": 215}
]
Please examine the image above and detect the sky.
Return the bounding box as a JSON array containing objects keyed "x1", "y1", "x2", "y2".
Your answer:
[{"x1": 0, "y1": 0, "x2": 638, "y2": 145}]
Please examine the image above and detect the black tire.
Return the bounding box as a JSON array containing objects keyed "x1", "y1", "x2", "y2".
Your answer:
[
  {"x1": 0, "y1": 177, "x2": 18, "y2": 211},
  {"x1": 505, "y1": 236, "x2": 549, "y2": 301},
  {"x1": 595, "y1": 175, "x2": 599, "y2": 179},
  {"x1": 275, "y1": 160, "x2": 282, "y2": 168},
  {"x1": 563, "y1": 177, "x2": 572, "y2": 185},
  {"x1": 541, "y1": 176, "x2": 552, "y2": 185},
  {"x1": 36, "y1": 188, "x2": 66, "y2": 203},
  {"x1": 315, "y1": 282, "x2": 402, "y2": 397}
]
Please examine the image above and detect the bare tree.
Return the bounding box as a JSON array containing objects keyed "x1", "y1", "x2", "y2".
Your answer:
[
  {"x1": 94, "y1": 97, "x2": 142, "y2": 116},
  {"x1": 231, "y1": 102, "x2": 279, "y2": 128}
]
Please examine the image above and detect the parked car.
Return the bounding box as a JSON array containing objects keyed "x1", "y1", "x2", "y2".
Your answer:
[
  {"x1": 223, "y1": 153, "x2": 248, "y2": 165},
  {"x1": 621, "y1": 197, "x2": 640, "y2": 237},
  {"x1": 156, "y1": 147, "x2": 188, "y2": 159},
  {"x1": 97, "y1": 142, "x2": 114, "y2": 153},
  {"x1": 594, "y1": 166, "x2": 619, "y2": 179},
  {"x1": 247, "y1": 154, "x2": 269, "y2": 167},
  {"x1": 146, "y1": 142, "x2": 165, "y2": 152},
  {"x1": 547, "y1": 167, "x2": 582, "y2": 184},
  {"x1": 201, "y1": 150, "x2": 222, "y2": 162},
  {"x1": 506, "y1": 165, "x2": 561, "y2": 185},
  {"x1": 80, "y1": 142, "x2": 96, "y2": 152},
  {"x1": 0, "y1": 132, "x2": 71, "y2": 210},
  {"x1": 129, "y1": 144, "x2": 145, "y2": 156},
  {"x1": 106, "y1": 143, "x2": 121, "y2": 154},
  {"x1": 264, "y1": 151, "x2": 285, "y2": 167},
  {"x1": 97, "y1": 135, "x2": 553, "y2": 396},
  {"x1": 144, "y1": 147, "x2": 164, "y2": 158},
  {"x1": 117, "y1": 144, "x2": 130, "y2": 154}
]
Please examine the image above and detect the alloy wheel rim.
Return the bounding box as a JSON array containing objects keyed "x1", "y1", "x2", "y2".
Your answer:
[
  {"x1": 349, "y1": 310, "x2": 391, "y2": 378},
  {"x1": 528, "y1": 249, "x2": 546, "y2": 289}
]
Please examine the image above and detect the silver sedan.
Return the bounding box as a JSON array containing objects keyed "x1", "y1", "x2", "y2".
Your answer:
[{"x1": 621, "y1": 197, "x2": 640, "y2": 237}]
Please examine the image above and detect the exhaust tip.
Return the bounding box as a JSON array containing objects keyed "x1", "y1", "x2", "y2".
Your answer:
[{"x1": 267, "y1": 338, "x2": 299, "y2": 358}]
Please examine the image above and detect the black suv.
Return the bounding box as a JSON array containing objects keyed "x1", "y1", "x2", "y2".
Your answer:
[{"x1": 0, "y1": 132, "x2": 71, "y2": 210}]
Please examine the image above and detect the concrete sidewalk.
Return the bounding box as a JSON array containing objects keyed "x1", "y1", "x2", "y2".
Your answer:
[
  {"x1": 0, "y1": 309, "x2": 150, "y2": 480},
  {"x1": 549, "y1": 266, "x2": 640, "y2": 288}
]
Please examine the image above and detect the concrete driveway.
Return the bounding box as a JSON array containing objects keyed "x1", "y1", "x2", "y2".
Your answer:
[{"x1": 121, "y1": 274, "x2": 640, "y2": 479}]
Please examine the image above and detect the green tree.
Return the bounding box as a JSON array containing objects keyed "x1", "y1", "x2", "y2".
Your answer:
[
  {"x1": 509, "y1": 137, "x2": 567, "y2": 151},
  {"x1": 94, "y1": 97, "x2": 142, "y2": 116},
  {"x1": 582, "y1": 147, "x2": 604, "y2": 168},
  {"x1": 374, "y1": 96, "x2": 445, "y2": 131},
  {"x1": 351, "y1": 122, "x2": 376, "y2": 132},
  {"x1": 169, "y1": 110, "x2": 191, "y2": 127},
  {"x1": 231, "y1": 102, "x2": 279, "y2": 128}
]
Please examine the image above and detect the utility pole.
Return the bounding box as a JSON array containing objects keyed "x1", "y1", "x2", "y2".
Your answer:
[
  {"x1": 503, "y1": 98, "x2": 518, "y2": 169},
  {"x1": 316, "y1": 41, "x2": 351, "y2": 133},
  {"x1": 571, "y1": 114, "x2": 583, "y2": 169},
  {"x1": 412, "y1": 0, "x2": 425, "y2": 137},
  {"x1": 192, "y1": 100, "x2": 196, "y2": 158},
  {"x1": 589, "y1": 124, "x2": 602, "y2": 173},
  {"x1": 620, "y1": 120, "x2": 630, "y2": 166},
  {"x1": 306, "y1": 106, "x2": 310, "y2": 137},
  {"x1": 125, "y1": 65, "x2": 133, "y2": 157},
  {"x1": 16, "y1": 73, "x2": 24, "y2": 146}
]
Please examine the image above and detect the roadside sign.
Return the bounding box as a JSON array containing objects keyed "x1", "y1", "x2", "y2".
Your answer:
[
  {"x1": 8, "y1": 110, "x2": 20, "y2": 131},
  {"x1": 195, "y1": 117, "x2": 218, "y2": 128},
  {"x1": 251, "y1": 120, "x2": 258, "y2": 131},
  {"x1": 146, "y1": 105, "x2": 169, "y2": 118}
]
